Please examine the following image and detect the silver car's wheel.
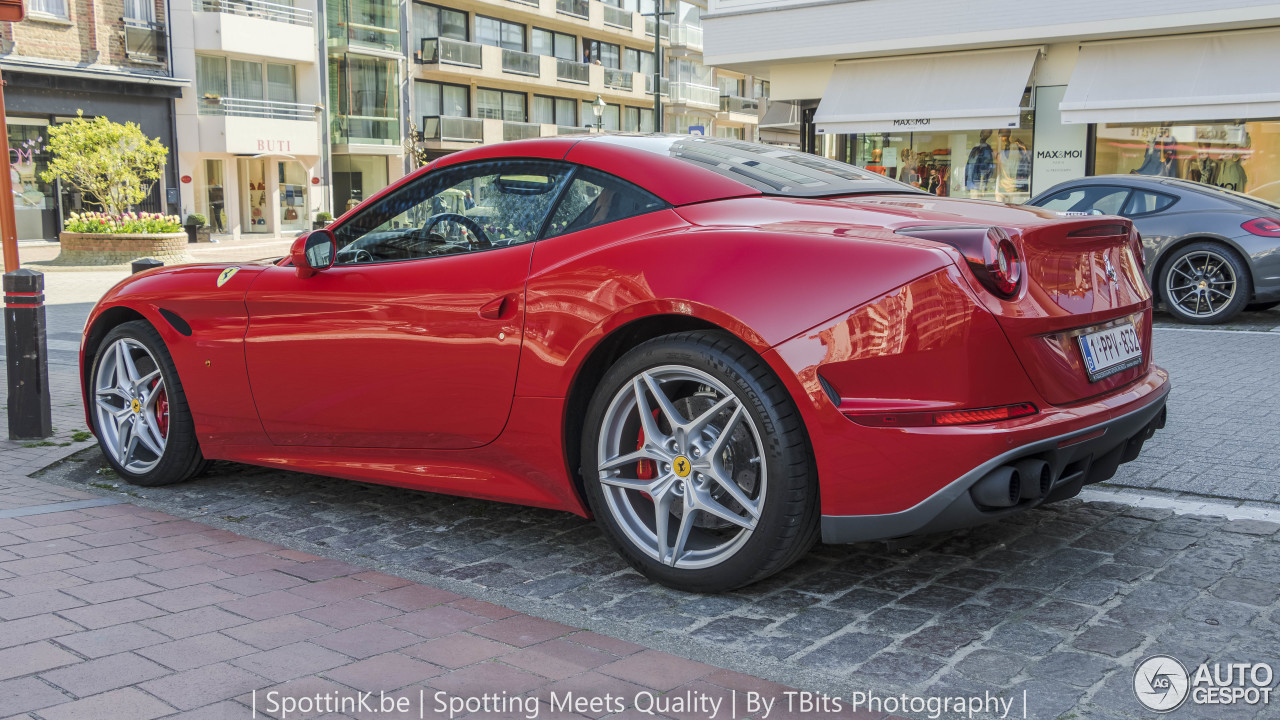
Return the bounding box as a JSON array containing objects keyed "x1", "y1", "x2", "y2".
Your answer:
[
  {"x1": 581, "y1": 331, "x2": 818, "y2": 592},
  {"x1": 596, "y1": 365, "x2": 765, "y2": 570},
  {"x1": 1161, "y1": 243, "x2": 1251, "y2": 324},
  {"x1": 94, "y1": 337, "x2": 168, "y2": 474}
]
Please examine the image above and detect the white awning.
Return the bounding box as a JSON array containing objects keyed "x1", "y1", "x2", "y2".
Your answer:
[
  {"x1": 813, "y1": 46, "x2": 1039, "y2": 135},
  {"x1": 1061, "y1": 28, "x2": 1280, "y2": 125}
]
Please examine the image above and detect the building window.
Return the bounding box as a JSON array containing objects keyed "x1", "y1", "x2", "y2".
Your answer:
[
  {"x1": 229, "y1": 59, "x2": 264, "y2": 100},
  {"x1": 330, "y1": 54, "x2": 400, "y2": 145},
  {"x1": 413, "y1": 2, "x2": 467, "y2": 40},
  {"x1": 532, "y1": 28, "x2": 576, "y2": 60},
  {"x1": 716, "y1": 126, "x2": 744, "y2": 140},
  {"x1": 1093, "y1": 121, "x2": 1278, "y2": 197},
  {"x1": 29, "y1": 0, "x2": 68, "y2": 17},
  {"x1": 671, "y1": 58, "x2": 712, "y2": 86},
  {"x1": 267, "y1": 64, "x2": 296, "y2": 103},
  {"x1": 331, "y1": 0, "x2": 401, "y2": 52},
  {"x1": 751, "y1": 79, "x2": 770, "y2": 99},
  {"x1": 623, "y1": 48, "x2": 654, "y2": 76},
  {"x1": 533, "y1": 96, "x2": 577, "y2": 127},
  {"x1": 123, "y1": 0, "x2": 155, "y2": 22},
  {"x1": 718, "y1": 76, "x2": 744, "y2": 97},
  {"x1": 198, "y1": 56, "x2": 297, "y2": 108},
  {"x1": 416, "y1": 80, "x2": 470, "y2": 121},
  {"x1": 622, "y1": 106, "x2": 653, "y2": 132},
  {"x1": 196, "y1": 54, "x2": 228, "y2": 99},
  {"x1": 476, "y1": 15, "x2": 525, "y2": 51},
  {"x1": 478, "y1": 88, "x2": 526, "y2": 122},
  {"x1": 586, "y1": 40, "x2": 620, "y2": 69}
]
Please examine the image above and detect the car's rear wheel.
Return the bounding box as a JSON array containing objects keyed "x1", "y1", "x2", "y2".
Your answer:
[
  {"x1": 90, "y1": 321, "x2": 208, "y2": 487},
  {"x1": 1160, "y1": 242, "x2": 1251, "y2": 324},
  {"x1": 581, "y1": 331, "x2": 818, "y2": 592}
]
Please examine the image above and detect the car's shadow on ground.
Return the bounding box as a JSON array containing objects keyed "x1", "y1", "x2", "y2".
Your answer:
[{"x1": 40, "y1": 447, "x2": 1280, "y2": 719}]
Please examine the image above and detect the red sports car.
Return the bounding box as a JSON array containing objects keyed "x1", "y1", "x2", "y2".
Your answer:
[{"x1": 82, "y1": 135, "x2": 1168, "y2": 591}]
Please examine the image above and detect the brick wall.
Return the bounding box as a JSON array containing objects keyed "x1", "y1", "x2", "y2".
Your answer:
[{"x1": 3, "y1": 0, "x2": 167, "y2": 71}]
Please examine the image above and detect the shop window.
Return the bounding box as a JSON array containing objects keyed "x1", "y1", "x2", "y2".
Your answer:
[
  {"x1": 1122, "y1": 190, "x2": 1176, "y2": 217},
  {"x1": 279, "y1": 162, "x2": 308, "y2": 232},
  {"x1": 201, "y1": 159, "x2": 226, "y2": 233},
  {"x1": 545, "y1": 167, "x2": 665, "y2": 238},
  {"x1": 1094, "y1": 122, "x2": 1279, "y2": 199},
  {"x1": 1035, "y1": 186, "x2": 1130, "y2": 216}
]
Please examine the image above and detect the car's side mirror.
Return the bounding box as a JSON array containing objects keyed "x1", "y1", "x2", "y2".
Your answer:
[{"x1": 291, "y1": 229, "x2": 336, "y2": 279}]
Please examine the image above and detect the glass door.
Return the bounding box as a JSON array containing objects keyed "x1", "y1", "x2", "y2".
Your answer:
[
  {"x1": 278, "y1": 162, "x2": 308, "y2": 233},
  {"x1": 240, "y1": 157, "x2": 269, "y2": 233}
]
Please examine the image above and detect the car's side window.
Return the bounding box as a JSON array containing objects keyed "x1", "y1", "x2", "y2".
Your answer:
[
  {"x1": 1037, "y1": 186, "x2": 1130, "y2": 216},
  {"x1": 544, "y1": 167, "x2": 667, "y2": 239},
  {"x1": 1121, "y1": 190, "x2": 1175, "y2": 216},
  {"x1": 332, "y1": 160, "x2": 571, "y2": 265}
]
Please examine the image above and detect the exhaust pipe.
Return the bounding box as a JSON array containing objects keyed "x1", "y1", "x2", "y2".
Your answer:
[
  {"x1": 1015, "y1": 459, "x2": 1052, "y2": 500},
  {"x1": 970, "y1": 466, "x2": 1021, "y2": 508}
]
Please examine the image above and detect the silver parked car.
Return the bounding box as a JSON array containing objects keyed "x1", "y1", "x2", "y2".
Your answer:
[{"x1": 1028, "y1": 175, "x2": 1280, "y2": 324}]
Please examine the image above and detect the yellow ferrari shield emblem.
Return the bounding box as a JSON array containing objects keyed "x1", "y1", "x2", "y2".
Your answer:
[
  {"x1": 217, "y1": 267, "x2": 240, "y2": 287},
  {"x1": 673, "y1": 455, "x2": 691, "y2": 478},
  {"x1": 130, "y1": 398, "x2": 142, "y2": 414}
]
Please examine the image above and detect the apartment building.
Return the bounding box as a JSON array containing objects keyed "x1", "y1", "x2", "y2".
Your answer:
[
  {"x1": 171, "y1": 0, "x2": 328, "y2": 238},
  {"x1": 1, "y1": 0, "x2": 183, "y2": 241},
  {"x1": 657, "y1": 0, "x2": 762, "y2": 141},
  {"x1": 407, "y1": 0, "x2": 659, "y2": 175}
]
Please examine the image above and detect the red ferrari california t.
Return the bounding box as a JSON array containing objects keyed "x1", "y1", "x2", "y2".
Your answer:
[{"x1": 82, "y1": 135, "x2": 1168, "y2": 591}]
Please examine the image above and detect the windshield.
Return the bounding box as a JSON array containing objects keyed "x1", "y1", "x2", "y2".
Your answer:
[{"x1": 592, "y1": 135, "x2": 926, "y2": 198}]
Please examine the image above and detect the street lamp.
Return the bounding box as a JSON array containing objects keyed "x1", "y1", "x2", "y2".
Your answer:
[{"x1": 592, "y1": 95, "x2": 606, "y2": 132}]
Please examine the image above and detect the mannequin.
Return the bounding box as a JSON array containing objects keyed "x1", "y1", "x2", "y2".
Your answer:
[{"x1": 965, "y1": 130, "x2": 994, "y2": 195}]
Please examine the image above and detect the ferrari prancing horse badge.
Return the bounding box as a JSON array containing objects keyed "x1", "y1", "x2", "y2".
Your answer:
[{"x1": 217, "y1": 267, "x2": 240, "y2": 287}]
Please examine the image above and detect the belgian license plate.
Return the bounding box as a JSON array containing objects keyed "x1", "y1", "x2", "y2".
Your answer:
[{"x1": 1077, "y1": 323, "x2": 1143, "y2": 382}]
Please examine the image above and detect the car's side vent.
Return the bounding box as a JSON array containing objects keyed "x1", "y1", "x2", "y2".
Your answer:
[
  {"x1": 817, "y1": 374, "x2": 841, "y2": 406},
  {"x1": 158, "y1": 308, "x2": 192, "y2": 337}
]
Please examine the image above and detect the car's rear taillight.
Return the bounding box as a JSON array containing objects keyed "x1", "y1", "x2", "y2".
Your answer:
[
  {"x1": 896, "y1": 225, "x2": 1023, "y2": 299},
  {"x1": 846, "y1": 402, "x2": 1038, "y2": 427},
  {"x1": 1129, "y1": 228, "x2": 1145, "y2": 272},
  {"x1": 1242, "y1": 218, "x2": 1280, "y2": 238}
]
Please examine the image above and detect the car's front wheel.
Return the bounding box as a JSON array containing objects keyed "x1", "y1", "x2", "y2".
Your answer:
[
  {"x1": 581, "y1": 331, "x2": 818, "y2": 592},
  {"x1": 90, "y1": 321, "x2": 208, "y2": 486},
  {"x1": 1160, "y1": 242, "x2": 1251, "y2": 324}
]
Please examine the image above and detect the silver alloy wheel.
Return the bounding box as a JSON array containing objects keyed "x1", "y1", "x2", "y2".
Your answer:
[
  {"x1": 1165, "y1": 250, "x2": 1237, "y2": 318},
  {"x1": 93, "y1": 338, "x2": 168, "y2": 474},
  {"x1": 596, "y1": 365, "x2": 766, "y2": 570}
]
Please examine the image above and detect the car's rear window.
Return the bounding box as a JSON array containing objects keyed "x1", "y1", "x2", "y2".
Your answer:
[{"x1": 593, "y1": 135, "x2": 926, "y2": 198}]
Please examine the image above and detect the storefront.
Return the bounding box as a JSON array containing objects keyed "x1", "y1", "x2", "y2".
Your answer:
[
  {"x1": 717, "y1": 13, "x2": 1280, "y2": 208},
  {"x1": 2, "y1": 64, "x2": 182, "y2": 242},
  {"x1": 185, "y1": 155, "x2": 317, "y2": 236}
]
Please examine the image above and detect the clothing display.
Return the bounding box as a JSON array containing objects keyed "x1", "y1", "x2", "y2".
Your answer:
[
  {"x1": 964, "y1": 141, "x2": 994, "y2": 191},
  {"x1": 1217, "y1": 157, "x2": 1247, "y2": 191}
]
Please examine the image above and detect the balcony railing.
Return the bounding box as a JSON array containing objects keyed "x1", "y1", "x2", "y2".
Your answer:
[
  {"x1": 645, "y1": 75, "x2": 669, "y2": 96},
  {"x1": 503, "y1": 121, "x2": 542, "y2": 141},
  {"x1": 421, "y1": 115, "x2": 483, "y2": 143},
  {"x1": 720, "y1": 95, "x2": 759, "y2": 114},
  {"x1": 602, "y1": 5, "x2": 633, "y2": 30},
  {"x1": 644, "y1": 18, "x2": 670, "y2": 37},
  {"x1": 555, "y1": 0, "x2": 588, "y2": 19},
  {"x1": 197, "y1": 0, "x2": 314, "y2": 26},
  {"x1": 332, "y1": 114, "x2": 399, "y2": 145},
  {"x1": 330, "y1": 0, "x2": 401, "y2": 53},
  {"x1": 200, "y1": 97, "x2": 317, "y2": 121},
  {"x1": 123, "y1": 18, "x2": 166, "y2": 62},
  {"x1": 603, "y1": 68, "x2": 632, "y2": 91},
  {"x1": 557, "y1": 125, "x2": 588, "y2": 135},
  {"x1": 668, "y1": 23, "x2": 702, "y2": 49},
  {"x1": 420, "y1": 37, "x2": 481, "y2": 67},
  {"x1": 670, "y1": 82, "x2": 719, "y2": 108},
  {"x1": 501, "y1": 48, "x2": 540, "y2": 77},
  {"x1": 556, "y1": 59, "x2": 589, "y2": 84}
]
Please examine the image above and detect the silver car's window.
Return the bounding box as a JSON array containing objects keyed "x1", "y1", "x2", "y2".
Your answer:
[
  {"x1": 1037, "y1": 186, "x2": 1130, "y2": 216},
  {"x1": 1122, "y1": 190, "x2": 1176, "y2": 216}
]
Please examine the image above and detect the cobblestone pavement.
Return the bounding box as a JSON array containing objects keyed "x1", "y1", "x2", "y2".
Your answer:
[{"x1": 37, "y1": 448, "x2": 1280, "y2": 720}]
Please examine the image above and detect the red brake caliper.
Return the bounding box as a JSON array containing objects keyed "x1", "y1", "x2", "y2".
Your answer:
[
  {"x1": 153, "y1": 380, "x2": 169, "y2": 439},
  {"x1": 635, "y1": 409, "x2": 660, "y2": 482}
]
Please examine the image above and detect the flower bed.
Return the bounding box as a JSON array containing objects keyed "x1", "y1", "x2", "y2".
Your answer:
[{"x1": 51, "y1": 212, "x2": 196, "y2": 266}]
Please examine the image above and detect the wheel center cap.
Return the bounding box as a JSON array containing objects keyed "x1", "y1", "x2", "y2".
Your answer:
[
  {"x1": 672, "y1": 455, "x2": 692, "y2": 478},
  {"x1": 130, "y1": 398, "x2": 142, "y2": 414}
]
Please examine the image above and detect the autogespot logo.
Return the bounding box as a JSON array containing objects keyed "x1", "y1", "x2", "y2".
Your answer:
[{"x1": 1134, "y1": 655, "x2": 1190, "y2": 712}]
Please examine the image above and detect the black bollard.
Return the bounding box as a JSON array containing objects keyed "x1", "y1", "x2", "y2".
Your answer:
[
  {"x1": 4, "y1": 268, "x2": 52, "y2": 440},
  {"x1": 132, "y1": 258, "x2": 163, "y2": 274}
]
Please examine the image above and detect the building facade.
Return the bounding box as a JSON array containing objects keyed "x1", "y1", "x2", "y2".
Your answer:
[
  {"x1": 2, "y1": 0, "x2": 183, "y2": 241},
  {"x1": 172, "y1": 0, "x2": 329, "y2": 238},
  {"x1": 703, "y1": 0, "x2": 1280, "y2": 204}
]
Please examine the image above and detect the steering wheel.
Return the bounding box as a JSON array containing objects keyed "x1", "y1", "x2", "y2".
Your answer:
[{"x1": 421, "y1": 213, "x2": 491, "y2": 249}]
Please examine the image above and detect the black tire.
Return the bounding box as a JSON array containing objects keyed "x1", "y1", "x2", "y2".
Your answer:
[
  {"x1": 580, "y1": 330, "x2": 818, "y2": 592},
  {"x1": 1159, "y1": 242, "x2": 1252, "y2": 325},
  {"x1": 89, "y1": 320, "x2": 209, "y2": 487},
  {"x1": 1246, "y1": 301, "x2": 1280, "y2": 312}
]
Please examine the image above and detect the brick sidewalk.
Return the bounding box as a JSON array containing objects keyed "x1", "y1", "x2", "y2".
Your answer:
[{"x1": 1, "y1": 476, "x2": 873, "y2": 720}]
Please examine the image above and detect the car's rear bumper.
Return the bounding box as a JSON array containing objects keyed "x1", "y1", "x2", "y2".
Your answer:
[{"x1": 820, "y1": 379, "x2": 1170, "y2": 544}]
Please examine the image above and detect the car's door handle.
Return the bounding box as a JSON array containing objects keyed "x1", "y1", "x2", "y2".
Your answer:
[{"x1": 478, "y1": 295, "x2": 517, "y2": 320}]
